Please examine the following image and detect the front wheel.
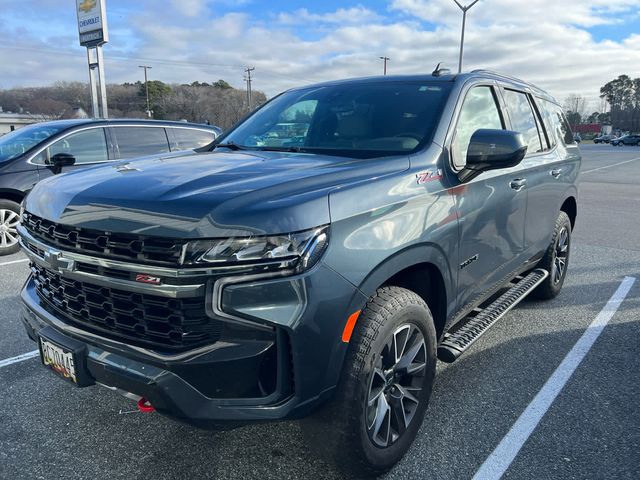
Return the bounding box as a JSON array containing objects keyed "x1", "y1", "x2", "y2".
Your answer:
[
  {"x1": 531, "y1": 211, "x2": 571, "y2": 300},
  {"x1": 302, "y1": 287, "x2": 437, "y2": 477},
  {"x1": 0, "y1": 199, "x2": 21, "y2": 256}
]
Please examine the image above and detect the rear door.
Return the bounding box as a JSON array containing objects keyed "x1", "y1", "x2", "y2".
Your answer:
[
  {"x1": 448, "y1": 83, "x2": 528, "y2": 310},
  {"x1": 111, "y1": 126, "x2": 171, "y2": 159},
  {"x1": 517, "y1": 95, "x2": 577, "y2": 257}
]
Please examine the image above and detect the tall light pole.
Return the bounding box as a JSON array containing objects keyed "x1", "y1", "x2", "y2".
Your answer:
[
  {"x1": 379, "y1": 56, "x2": 390, "y2": 75},
  {"x1": 138, "y1": 65, "x2": 152, "y2": 117},
  {"x1": 452, "y1": 0, "x2": 480, "y2": 74}
]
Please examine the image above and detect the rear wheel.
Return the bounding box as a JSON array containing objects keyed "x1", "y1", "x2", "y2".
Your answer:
[
  {"x1": 0, "y1": 199, "x2": 21, "y2": 256},
  {"x1": 531, "y1": 210, "x2": 571, "y2": 300},
  {"x1": 302, "y1": 287, "x2": 437, "y2": 477}
]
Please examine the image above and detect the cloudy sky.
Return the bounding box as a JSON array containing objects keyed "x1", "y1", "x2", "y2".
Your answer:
[{"x1": 1, "y1": 0, "x2": 639, "y2": 109}]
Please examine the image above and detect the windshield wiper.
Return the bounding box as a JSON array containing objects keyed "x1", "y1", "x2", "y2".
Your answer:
[
  {"x1": 213, "y1": 141, "x2": 248, "y2": 151},
  {"x1": 254, "y1": 146, "x2": 306, "y2": 153}
]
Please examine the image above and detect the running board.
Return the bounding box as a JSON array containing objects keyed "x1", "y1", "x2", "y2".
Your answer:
[{"x1": 437, "y1": 268, "x2": 549, "y2": 363}]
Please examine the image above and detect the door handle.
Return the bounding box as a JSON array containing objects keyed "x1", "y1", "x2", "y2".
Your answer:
[
  {"x1": 550, "y1": 168, "x2": 562, "y2": 178},
  {"x1": 510, "y1": 178, "x2": 527, "y2": 191}
]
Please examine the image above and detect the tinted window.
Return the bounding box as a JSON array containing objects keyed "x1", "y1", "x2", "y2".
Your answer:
[
  {"x1": 536, "y1": 97, "x2": 557, "y2": 148},
  {"x1": 502, "y1": 89, "x2": 543, "y2": 154},
  {"x1": 171, "y1": 128, "x2": 217, "y2": 150},
  {"x1": 452, "y1": 86, "x2": 504, "y2": 168},
  {"x1": 114, "y1": 127, "x2": 170, "y2": 158},
  {"x1": 222, "y1": 82, "x2": 452, "y2": 158},
  {"x1": 540, "y1": 100, "x2": 575, "y2": 146},
  {"x1": 0, "y1": 123, "x2": 68, "y2": 162},
  {"x1": 47, "y1": 128, "x2": 109, "y2": 164}
]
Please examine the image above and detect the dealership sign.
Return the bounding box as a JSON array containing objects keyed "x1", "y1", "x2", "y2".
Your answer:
[{"x1": 77, "y1": 0, "x2": 109, "y2": 47}]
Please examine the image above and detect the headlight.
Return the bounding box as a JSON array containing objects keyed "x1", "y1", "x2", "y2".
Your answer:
[{"x1": 183, "y1": 226, "x2": 329, "y2": 272}]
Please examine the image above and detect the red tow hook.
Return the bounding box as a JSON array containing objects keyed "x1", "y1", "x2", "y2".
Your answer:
[{"x1": 137, "y1": 397, "x2": 155, "y2": 413}]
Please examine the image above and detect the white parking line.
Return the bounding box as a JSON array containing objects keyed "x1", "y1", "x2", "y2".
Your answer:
[
  {"x1": 472, "y1": 276, "x2": 636, "y2": 480},
  {"x1": 0, "y1": 350, "x2": 39, "y2": 368},
  {"x1": 582, "y1": 156, "x2": 640, "y2": 174},
  {"x1": 0, "y1": 258, "x2": 29, "y2": 267}
]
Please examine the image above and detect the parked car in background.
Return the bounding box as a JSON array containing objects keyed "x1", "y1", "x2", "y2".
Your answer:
[
  {"x1": 0, "y1": 119, "x2": 221, "y2": 255},
  {"x1": 611, "y1": 134, "x2": 640, "y2": 146},
  {"x1": 573, "y1": 132, "x2": 582, "y2": 143},
  {"x1": 593, "y1": 134, "x2": 616, "y2": 144}
]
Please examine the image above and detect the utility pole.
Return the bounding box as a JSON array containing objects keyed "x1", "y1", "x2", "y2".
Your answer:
[
  {"x1": 379, "y1": 56, "x2": 390, "y2": 75},
  {"x1": 244, "y1": 66, "x2": 255, "y2": 110},
  {"x1": 452, "y1": 0, "x2": 480, "y2": 74},
  {"x1": 139, "y1": 65, "x2": 152, "y2": 118}
]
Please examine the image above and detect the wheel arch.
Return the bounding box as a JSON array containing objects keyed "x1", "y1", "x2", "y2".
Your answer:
[
  {"x1": 560, "y1": 195, "x2": 577, "y2": 230},
  {"x1": 356, "y1": 244, "x2": 455, "y2": 341},
  {"x1": 0, "y1": 188, "x2": 25, "y2": 205}
]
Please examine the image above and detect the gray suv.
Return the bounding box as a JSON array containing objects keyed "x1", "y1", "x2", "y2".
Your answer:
[{"x1": 18, "y1": 70, "x2": 579, "y2": 476}]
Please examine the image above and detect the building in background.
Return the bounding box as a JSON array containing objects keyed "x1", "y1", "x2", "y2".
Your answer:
[{"x1": 0, "y1": 110, "x2": 38, "y2": 135}]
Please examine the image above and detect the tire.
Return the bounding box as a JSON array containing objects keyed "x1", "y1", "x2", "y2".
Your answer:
[
  {"x1": 531, "y1": 211, "x2": 571, "y2": 300},
  {"x1": 301, "y1": 287, "x2": 437, "y2": 478},
  {"x1": 0, "y1": 199, "x2": 21, "y2": 256}
]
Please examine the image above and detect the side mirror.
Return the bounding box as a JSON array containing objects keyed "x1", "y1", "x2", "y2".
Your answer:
[
  {"x1": 458, "y1": 129, "x2": 527, "y2": 183},
  {"x1": 50, "y1": 153, "x2": 76, "y2": 174}
]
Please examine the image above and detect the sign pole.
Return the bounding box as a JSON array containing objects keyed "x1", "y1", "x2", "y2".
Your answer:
[
  {"x1": 77, "y1": 0, "x2": 109, "y2": 119},
  {"x1": 96, "y1": 45, "x2": 109, "y2": 118},
  {"x1": 87, "y1": 48, "x2": 100, "y2": 118}
]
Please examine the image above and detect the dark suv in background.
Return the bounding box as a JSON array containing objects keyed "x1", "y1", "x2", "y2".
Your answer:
[
  {"x1": 0, "y1": 119, "x2": 221, "y2": 255},
  {"x1": 18, "y1": 70, "x2": 579, "y2": 476}
]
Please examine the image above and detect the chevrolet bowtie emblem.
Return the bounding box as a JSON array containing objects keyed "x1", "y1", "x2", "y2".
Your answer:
[
  {"x1": 78, "y1": 0, "x2": 97, "y2": 14},
  {"x1": 43, "y1": 250, "x2": 76, "y2": 273}
]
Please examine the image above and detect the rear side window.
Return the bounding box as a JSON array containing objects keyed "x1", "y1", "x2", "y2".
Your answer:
[
  {"x1": 452, "y1": 86, "x2": 504, "y2": 168},
  {"x1": 535, "y1": 97, "x2": 557, "y2": 148},
  {"x1": 502, "y1": 89, "x2": 543, "y2": 154},
  {"x1": 113, "y1": 127, "x2": 170, "y2": 159},
  {"x1": 170, "y1": 128, "x2": 217, "y2": 150},
  {"x1": 47, "y1": 128, "x2": 109, "y2": 164},
  {"x1": 539, "y1": 100, "x2": 575, "y2": 146}
]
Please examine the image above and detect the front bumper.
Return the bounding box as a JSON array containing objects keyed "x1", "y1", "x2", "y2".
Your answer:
[{"x1": 20, "y1": 261, "x2": 366, "y2": 425}]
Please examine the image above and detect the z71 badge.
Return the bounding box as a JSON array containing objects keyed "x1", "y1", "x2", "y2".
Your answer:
[
  {"x1": 416, "y1": 169, "x2": 443, "y2": 184},
  {"x1": 135, "y1": 274, "x2": 162, "y2": 285}
]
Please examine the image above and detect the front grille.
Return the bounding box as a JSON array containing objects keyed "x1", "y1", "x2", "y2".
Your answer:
[
  {"x1": 22, "y1": 212, "x2": 186, "y2": 266},
  {"x1": 31, "y1": 263, "x2": 223, "y2": 351}
]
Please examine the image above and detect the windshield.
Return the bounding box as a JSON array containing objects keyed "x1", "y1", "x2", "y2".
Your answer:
[
  {"x1": 0, "y1": 123, "x2": 69, "y2": 162},
  {"x1": 220, "y1": 81, "x2": 452, "y2": 158}
]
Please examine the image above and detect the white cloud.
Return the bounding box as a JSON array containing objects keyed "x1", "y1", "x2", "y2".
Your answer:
[
  {"x1": 170, "y1": 0, "x2": 208, "y2": 17},
  {"x1": 0, "y1": 1, "x2": 639, "y2": 110},
  {"x1": 277, "y1": 6, "x2": 382, "y2": 25}
]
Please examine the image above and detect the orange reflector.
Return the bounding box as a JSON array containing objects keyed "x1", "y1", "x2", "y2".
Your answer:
[{"x1": 341, "y1": 310, "x2": 361, "y2": 343}]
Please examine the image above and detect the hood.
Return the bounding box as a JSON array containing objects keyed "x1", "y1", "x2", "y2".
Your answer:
[{"x1": 24, "y1": 149, "x2": 409, "y2": 238}]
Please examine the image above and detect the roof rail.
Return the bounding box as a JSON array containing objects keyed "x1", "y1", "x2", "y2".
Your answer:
[{"x1": 470, "y1": 69, "x2": 548, "y2": 96}]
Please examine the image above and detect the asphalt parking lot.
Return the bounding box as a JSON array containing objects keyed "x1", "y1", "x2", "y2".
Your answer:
[{"x1": 1, "y1": 144, "x2": 638, "y2": 480}]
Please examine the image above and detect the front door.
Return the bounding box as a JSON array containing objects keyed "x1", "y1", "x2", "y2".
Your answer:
[
  {"x1": 35, "y1": 127, "x2": 112, "y2": 181},
  {"x1": 448, "y1": 85, "x2": 528, "y2": 311}
]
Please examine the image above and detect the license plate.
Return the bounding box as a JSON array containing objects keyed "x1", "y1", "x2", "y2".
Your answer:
[{"x1": 39, "y1": 337, "x2": 78, "y2": 384}]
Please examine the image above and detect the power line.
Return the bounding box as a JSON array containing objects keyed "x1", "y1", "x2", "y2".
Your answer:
[
  {"x1": 244, "y1": 66, "x2": 255, "y2": 110},
  {"x1": 138, "y1": 65, "x2": 152, "y2": 117}
]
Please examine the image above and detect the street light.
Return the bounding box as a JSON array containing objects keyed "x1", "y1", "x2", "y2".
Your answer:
[
  {"x1": 379, "y1": 56, "x2": 390, "y2": 75},
  {"x1": 452, "y1": 0, "x2": 480, "y2": 74}
]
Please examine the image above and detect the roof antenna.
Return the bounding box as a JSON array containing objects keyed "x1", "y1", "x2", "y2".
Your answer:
[{"x1": 432, "y1": 63, "x2": 451, "y2": 77}]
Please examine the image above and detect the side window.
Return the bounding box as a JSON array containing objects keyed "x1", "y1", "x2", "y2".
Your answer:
[
  {"x1": 540, "y1": 100, "x2": 575, "y2": 146},
  {"x1": 452, "y1": 86, "x2": 504, "y2": 168},
  {"x1": 502, "y1": 89, "x2": 543, "y2": 154},
  {"x1": 536, "y1": 98, "x2": 557, "y2": 148},
  {"x1": 170, "y1": 128, "x2": 217, "y2": 150},
  {"x1": 113, "y1": 127, "x2": 170, "y2": 159},
  {"x1": 47, "y1": 128, "x2": 109, "y2": 164}
]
